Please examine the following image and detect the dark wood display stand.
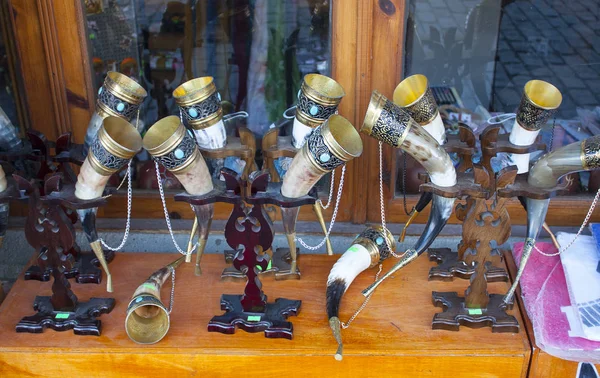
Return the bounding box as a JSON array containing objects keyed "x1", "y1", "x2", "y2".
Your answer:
[
  {"x1": 13, "y1": 175, "x2": 114, "y2": 335},
  {"x1": 175, "y1": 169, "x2": 304, "y2": 338},
  {"x1": 0, "y1": 253, "x2": 530, "y2": 377}
]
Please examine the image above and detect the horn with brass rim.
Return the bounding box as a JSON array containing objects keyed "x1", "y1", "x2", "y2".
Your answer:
[
  {"x1": 125, "y1": 256, "x2": 185, "y2": 344},
  {"x1": 504, "y1": 135, "x2": 600, "y2": 304},
  {"x1": 76, "y1": 116, "x2": 142, "y2": 292}
]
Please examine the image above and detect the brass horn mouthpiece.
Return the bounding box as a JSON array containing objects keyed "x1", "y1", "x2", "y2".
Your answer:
[
  {"x1": 125, "y1": 256, "x2": 185, "y2": 344},
  {"x1": 89, "y1": 240, "x2": 112, "y2": 293},
  {"x1": 400, "y1": 209, "x2": 419, "y2": 243},
  {"x1": 362, "y1": 249, "x2": 419, "y2": 297},
  {"x1": 329, "y1": 317, "x2": 344, "y2": 361}
]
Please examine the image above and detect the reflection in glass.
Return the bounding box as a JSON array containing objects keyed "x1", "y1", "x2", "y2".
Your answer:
[{"x1": 400, "y1": 0, "x2": 600, "y2": 196}]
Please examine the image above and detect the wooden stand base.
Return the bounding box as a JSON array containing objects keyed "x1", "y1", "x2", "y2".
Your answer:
[
  {"x1": 208, "y1": 294, "x2": 301, "y2": 339},
  {"x1": 0, "y1": 253, "x2": 531, "y2": 377},
  {"x1": 428, "y1": 248, "x2": 509, "y2": 282},
  {"x1": 432, "y1": 291, "x2": 519, "y2": 333},
  {"x1": 222, "y1": 248, "x2": 301, "y2": 280},
  {"x1": 16, "y1": 296, "x2": 115, "y2": 336}
]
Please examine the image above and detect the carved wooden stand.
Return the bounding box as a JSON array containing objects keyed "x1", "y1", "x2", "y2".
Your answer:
[
  {"x1": 424, "y1": 125, "x2": 548, "y2": 332},
  {"x1": 14, "y1": 175, "x2": 114, "y2": 335},
  {"x1": 16, "y1": 132, "x2": 116, "y2": 284},
  {"x1": 177, "y1": 169, "x2": 302, "y2": 339}
]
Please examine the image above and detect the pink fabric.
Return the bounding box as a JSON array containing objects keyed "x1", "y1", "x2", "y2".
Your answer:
[{"x1": 513, "y1": 242, "x2": 600, "y2": 362}]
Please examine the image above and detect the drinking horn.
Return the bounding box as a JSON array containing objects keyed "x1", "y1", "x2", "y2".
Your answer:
[
  {"x1": 503, "y1": 135, "x2": 600, "y2": 304},
  {"x1": 280, "y1": 115, "x2": 363, "y2": 273},
  {"x1": 173, "y1": 77, "x2": 226, "y2": 150},
  {"x1": 293, "y1": 74, "x2": 345, "y2": 148},
  {"x1": 125, "y1": 255, "x2": 185, "y2": 344},
  {"x1": 286, "y1": 75, "x2": 345, "y2": 255},
  {"x1": 326, "y1": 226, "x2": 394, "y2": 361},
  {"x1": 360, "y1": 91, "x2": 457, "y2": 297},
  {"x1": 509, "y1": 79, "x2": 562, "y2": 174},
  {"x1": 84, "y1": 72, "x2": 147, "y2": 155},
  {"x1": 75, "y1": 116, "x2": 143, "y2": 292},
  {"x1": 143, "y1": 116, "x2": 214, "y2": 274},
  {"x1": 393, "y1": 75, "x2": 445, "y2": 241}
]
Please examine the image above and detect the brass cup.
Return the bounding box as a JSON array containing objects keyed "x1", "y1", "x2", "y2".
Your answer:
[
  {"x1": 173, "y1": 77, "x2": 223, "y2": 130},
  {"x1": 393, "y1": 74, "x2": 439, "y2": 125},
  {"x1": 304, "y1": 114, "x2": 363, "y2": 173},
  {"x1": 97, "y1": 71, "x2": 147, "y2": 119},
  {"x1": 296, "y1": 74, "x2": 345, "y2": 128},
  {"x1": 88, "y1": 116, "x2": 143, "y2": 176},
  {"x1": 125, "y1": 295, "x2": 170, "y2": 344},
  {"x1": 361, "y1": 90, "x2": 416, "y2": 148},
  {"x1": 143, "y1": 116, "x2": 202, "y2": 175},
  {"x1": 516, "y1": 80, "x2": 562, "y2": 131},
  {"x1": 352, "y1": 225, "x2": 396, "y2": 267}
]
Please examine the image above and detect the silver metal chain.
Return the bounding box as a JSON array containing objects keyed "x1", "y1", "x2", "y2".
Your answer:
[
  {"x1": 379, "y1": 142, "x2": 403, "y2": 258},
  {"x1": 168, "y1": 266, "x2": 176, "y2": 314},
  {"x1": 154, "y1": 160, "x2": 196, "y2": 256},
  {"x1": 100, "y1": 160, "x2": 133, "y2": 251},
  {"x1": 100, "y1": 108, "x2": 141, "y2": 251},
  {"x1": 535, "y1": 187, "x2": 600, "y2": 257},
  {"x1": 297, "y1": 164, "x2": 346, "y2": 250},
  {"x1": 341, "y1": 263, "x2": 383, "y2": 329},
  {"x1": 317, "y1": 168, "x2": 336, "y2": 209}
]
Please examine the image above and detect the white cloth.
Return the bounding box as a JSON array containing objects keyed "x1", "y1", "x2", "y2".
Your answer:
[{"x1": 559, "y1": 233, "x2": 600, "y2": 341}]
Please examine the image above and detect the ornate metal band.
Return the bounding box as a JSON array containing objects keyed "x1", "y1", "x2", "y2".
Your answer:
[
  {"x1": 97, "y1": 86, "x2": 140, "y2": 120},
  {"x1": 179, "y1": 92, "x2": 222, "y2": 129},
  {"x1": 153, "y1": 132, "x2": 198, "y2": 173},
  {"x1": 296, "y1": 91, "x2": 339, "y2": 127},
  {"x1": 89, "y1": 137, "x2": 129, "y2": 175},
  {"x1": 516, "y1": 94, "x2": 557, "y2": 131},
  {"x1": 355, "y1": 227, "x2": 393, "y2": 267},
  {"x1": 305, "y1": 127, "x2": 344, "y2": 172},
  {"x1": 582, "y1": 135, "x2": 600, "y2": 170},
  {"x1": 127, "y1": 294, "x2": 165, "y2": 312},
  {"x1": 404, "y1": 87, "x2": 439, "y2": 125},
  {"x1": 371, "y1": 99, "x2": 413, "y2": 148}
]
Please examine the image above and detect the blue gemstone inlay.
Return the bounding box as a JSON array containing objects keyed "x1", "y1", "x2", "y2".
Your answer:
[
  {"x1": 98, "y1": 87, "x2": 103, "y2": 95},
  {"x1": 188, "y1": 108, "x2": 198, "y2": 118},
  {"x1": 174, "y1": 149, "x2": 184, "y2": 159},
  {"x1": 116, "y1": 103, "x2": 125, "y2": 112},
  {"x1": 310, "y1": 105, "x2": 319, "y2": 116},
  {"x1": 319, "y1": 153, "x2": 331, "y2": 163},
  {"x1": 135, "y1": 297, "x2": 142, "y2": 303},
  {"x1": 217, "y1": 92, "x2": 222, "y2": 101},
  {"x1": 376, "y1": 237, "x2": 384, "y2": 245}
]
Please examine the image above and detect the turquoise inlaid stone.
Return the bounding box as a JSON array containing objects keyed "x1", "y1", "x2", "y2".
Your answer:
[
  {"x1": 135, "y1": 297, "x2": 142, "y2": 303},
  {"x1": 188, "y1": 108, "x2": 198, "y2": 118},
  {"x1": 116, "y1": 102, "x2": 125, "y2": 112},
  {"x1": 217, "y1": 92, "x2": 221, "y2": 101},
  {"x1": 319, "y1": 153, "x2": 330, "y2": 163},
  {"x1": 376, "y1": 236, "x2": 384, "y2": 245},
  {"x1": 310, "y1": 105, "x2": 319, "y2": 116},
  {"x1": 174, "y1": 149, "x2": 184, "y2": 159},
  {"x1": 98, "y1": 87, "x2": 103, "y2": 95}
]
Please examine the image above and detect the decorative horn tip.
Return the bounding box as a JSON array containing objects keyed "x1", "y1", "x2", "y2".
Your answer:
[
  {"x1": 168, "y1": 255, "x2": 187, "y2": 270},
  {"x1": 185, "y1": 253, "x2": 192, "y2": 263},
  {"x1": 329, "y1": 317, "x2": 343, "y2": 361},
  {"x1": 400, "y1": 209, "x2": 419, "y2": 242},
  {"x1": 194, "y1": 264, "x2": 202, "y2": 276},
  {"x1": 106, "y1": 273, "x2": 113, "y2": 293}
]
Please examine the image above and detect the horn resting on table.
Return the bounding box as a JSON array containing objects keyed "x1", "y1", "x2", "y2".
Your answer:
[
  {"x1": 504, "y1": 135, "x2": 600, "y2": 304},
  {"x1": 125, "y1": 256, "x2": 185, "y2": 344},
  {"x1": 326, "y1": 226, "x2": 395, "y2": 360}
]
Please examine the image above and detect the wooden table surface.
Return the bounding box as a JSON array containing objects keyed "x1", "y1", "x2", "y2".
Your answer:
[{"x1": 0, "y1": 253, "x2": 531, "y2": 377}]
